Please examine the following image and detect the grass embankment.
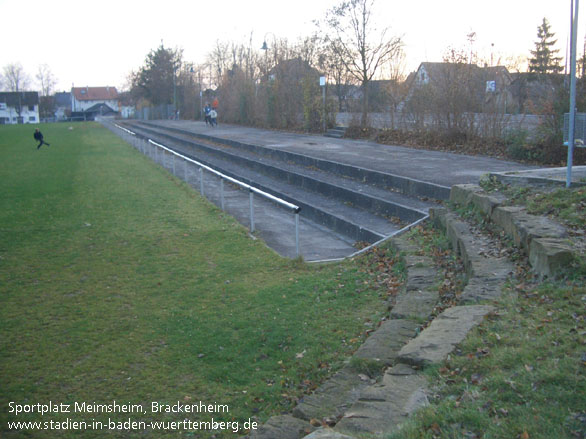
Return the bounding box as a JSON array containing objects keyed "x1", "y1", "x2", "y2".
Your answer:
[
  {"x1": 0, "y1": 123, "x2": 393, "y2": 438},
  {"x1": 389, "y1": 185, "x2": 586, "y2": 439}
]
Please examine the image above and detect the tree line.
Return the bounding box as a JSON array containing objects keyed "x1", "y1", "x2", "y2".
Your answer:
[{"x1": 2, "y1": 1, "x2": 583, "y2": 164}]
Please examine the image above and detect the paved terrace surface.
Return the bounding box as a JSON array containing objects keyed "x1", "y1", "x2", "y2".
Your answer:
[{"x1": 155, "y1": 120, "x2": 538, "y2": 187}]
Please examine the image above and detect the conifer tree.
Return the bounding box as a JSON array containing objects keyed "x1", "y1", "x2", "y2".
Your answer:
[{"x1": 528, "y1": 18, "x2": 563, "y2": 75}]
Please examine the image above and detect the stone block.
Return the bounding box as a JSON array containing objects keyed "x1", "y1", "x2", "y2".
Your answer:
[
  {"x1": 512, "y1": 213, "x2": 568, "y2": 250},
  {"x1": 491, "y1": 206, "x2": 525, "y2": 237},
  {"x1": 334, "y1": 364, "x2": 428, "y2": 436},
  {"x1": 470, "y1": 191, "x2": 507, "y2": 217},
  {"x1": 391, "y1": 289, "x2": 439, "y2": 320},
  {"x1": 429, "y1": 207, "x2": 448, "y2": 229},
  {"x1": 292, "y1": 366, "x2": 370, "y2": 421},
  {"x1": 450, "y1": 184, "x2": 483, "y2": 206},
  {"x1": 397, "y1": 305, "x2": 494, "y2": 367},
  {"x1": 459, "y1": 277, "x2": 504, "y2": 304},
  {"x1": 353, "y1": 319, "x2": 419, "y2": 365},
  {"x1": 529, "y1": 238, "x2": 574, "y2": 278}
]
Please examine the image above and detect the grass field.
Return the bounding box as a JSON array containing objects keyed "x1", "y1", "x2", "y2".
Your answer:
[{"x1": 0, "y1": 123, "x2": 391, "y2": 438}]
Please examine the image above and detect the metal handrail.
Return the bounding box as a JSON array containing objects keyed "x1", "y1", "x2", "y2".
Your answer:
[{"x1": 114, "y1": 123, "x2": 301, "y2": 256}]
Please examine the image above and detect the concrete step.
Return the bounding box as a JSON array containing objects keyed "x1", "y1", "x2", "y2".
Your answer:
[
  {"x1": 124, "y1": 122, "x2": 433, "y2": 243},
  {"x1": 137, "y1": 121, "x2": 450, "y2": 201},
  {"x1": 324, "y1": 127, "x2": 346, "y2": 139}
]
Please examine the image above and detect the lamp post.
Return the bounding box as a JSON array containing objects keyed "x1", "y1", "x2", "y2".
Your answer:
[
  {"x1": 261, "y1": 33, "x2": 276, "y2": 76},
  {"x1": 320, "y1": 76, "x2": 326, "y2": 133},
  {"x1": 173, "y1": 63, "x2": 178, "y2": 120},
  {"x1": 567, "y1": 0, "x2": 579, "y2": 188}
]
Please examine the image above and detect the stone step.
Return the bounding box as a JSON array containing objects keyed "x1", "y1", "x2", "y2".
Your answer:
[
  {"x1": 333, "y1": 364, "x2": 428, "y2": 437},
  {"x1": 352, "y1": 319, "x2": 419, "y2": 366},
  {"x1": 292, "y1": 366, "x2": 373, "y2": 422},
  {"x1": 430, "y1": 207, "x2": 513, "y2": 303},
  {"x1": 449, "y1": 183, "x2": 575, "y2": 279},
  {"x1": 396, "y1": 305, "x2": 494, "y2": 367}
]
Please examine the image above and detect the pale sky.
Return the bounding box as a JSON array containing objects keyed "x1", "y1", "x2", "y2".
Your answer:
[{"x1": 0, "y1": 0, "x2": 583, "y2": 92}]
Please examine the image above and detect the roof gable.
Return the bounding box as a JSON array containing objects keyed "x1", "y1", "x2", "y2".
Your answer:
[
  {"x1": 0, "y1": 92, "x2": 39, "y2": 106},
  {"x1": 72, "y1": 86, "x2": 118, "y2": 101}
]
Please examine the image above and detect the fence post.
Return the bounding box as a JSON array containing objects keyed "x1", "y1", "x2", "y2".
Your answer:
[
  {"x1": 200, "y1": 167, "x2": 204, "y2": 195},
  {"x1": 295, "y1": 212, "x2": 300, "y2": 258},
  {"x1": 220, "y1": 178, "x2": 225, "y2": 211},
  {"x1": 183, "y1": 157, "x2": 188, "y2": 182},
  {"x1": 249, "y1": 190, "x2": 255, "y2": 232}
]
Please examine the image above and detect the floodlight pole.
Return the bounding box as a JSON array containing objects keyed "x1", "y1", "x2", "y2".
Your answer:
[{"x1": 567, "y1": 0, "x2": 579, "y2": 188}]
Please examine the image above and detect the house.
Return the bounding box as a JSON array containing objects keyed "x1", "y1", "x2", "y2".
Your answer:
[
  {"x1": 71, "y1": 86, "x2": 119, "y2": 119},
  {"x1": 53, "y1": 92, "x2": 72, "y2": 120},
  {"x1": 404, "y1": 62, "x2": 513, "y2": 112},
  {"x1": 0, "y1": 92, "x2": 40, "y2": 124}
]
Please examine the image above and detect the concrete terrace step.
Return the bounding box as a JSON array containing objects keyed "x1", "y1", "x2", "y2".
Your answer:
[
  {"x1": 125, "y1": 123, "x2": 402, "y2": 243},
  {"x1": 124, "y1": 121, "x2": 433, "y2": 243},
  {"x1": 129, "y1": 121, "x2": 431, "y2": 221},
  {"x1": 140, "y1": 120, "x2": 451, "y2": 201}
]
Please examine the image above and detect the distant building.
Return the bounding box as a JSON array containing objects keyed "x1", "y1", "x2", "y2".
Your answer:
[
  {"x1": 53, "y1": 92, "x2": 72, "y2": 120},
  {"x1": 405, "y1": 62, "x2": 513, "y2": 112},
  {"x1": 71, "y1": 86, "x2": 119, "y2": 119},
  {"x1": 0, "y1": 92, "x2": 40, "y2": 124}
]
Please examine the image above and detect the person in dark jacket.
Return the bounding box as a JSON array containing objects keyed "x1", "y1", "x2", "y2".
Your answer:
[{"x1": 34, "y1": 129, "x2": 50, "y2": 149}]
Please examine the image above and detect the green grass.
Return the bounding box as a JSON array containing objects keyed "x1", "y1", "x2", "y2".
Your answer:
[{"x1": 0, "y1": 123, "x2": 389, "y2": 438}]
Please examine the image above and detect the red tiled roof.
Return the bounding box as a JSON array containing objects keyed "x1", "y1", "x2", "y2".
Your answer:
[{"x1": 72, "y1": 86, "x2": 118, "y2": 101}]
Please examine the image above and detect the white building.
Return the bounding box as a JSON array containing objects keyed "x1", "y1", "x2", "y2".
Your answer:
[
  {"x1": 71, "y1": 86, "x2": 119, "y2": 114},
  {"x1": 0, "y1": 92, "x2": 40, "y2": 124}
]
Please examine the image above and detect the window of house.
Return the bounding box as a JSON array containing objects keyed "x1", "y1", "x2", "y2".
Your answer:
[
  {"x1": 29, "y1": 116, "x2": 36, "y2": 122},
  {"x1": 28, "y1": 105, "x2": 35, "y2": 111}
]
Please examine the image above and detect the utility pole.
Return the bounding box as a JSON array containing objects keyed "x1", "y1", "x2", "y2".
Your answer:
[{"x1": 567, "y1": 0, "x2": 579, "y2": 188}]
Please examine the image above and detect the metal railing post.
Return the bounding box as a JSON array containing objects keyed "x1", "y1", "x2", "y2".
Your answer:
[
  {"x1": 295, "y1": 212, "x2": 300, "y2": 257},
  {"x1": 200, "y1": 167, "x2": 204, "y2": 195},
  {"x1": 172, "y1": 153, "x2": 176, "y2": 175},
  {"x1": 220, "y1": 178, "x2": 225, "y2": 211},
  {"x1": 249, "y1": 190, "x2": 255, "y2": 232},
  {"x1": 183, "y1": 157, "x2": 188, "y2": 182}
]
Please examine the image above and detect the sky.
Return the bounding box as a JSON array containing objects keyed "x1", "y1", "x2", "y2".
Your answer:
[{"x1": 0, "y1": 0, "x2": 583, "y2": 93}]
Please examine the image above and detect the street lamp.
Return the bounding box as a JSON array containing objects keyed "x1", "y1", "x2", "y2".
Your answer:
[
  {"x1": 320, "y1": 76, "x2": 326, "y2": 133},
  {"x1": 261, "y1": 33, "x2": 276, "y2": 76}
]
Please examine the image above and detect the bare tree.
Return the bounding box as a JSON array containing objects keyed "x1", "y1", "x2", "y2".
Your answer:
[
  {"x1": 321, "y1": 0, "x2": 403, "y2": 127},
  {"x1": 3, "y1": 63, "x2": 30, "y2": 92},
  {"x1": 36, "y1": 64, "x2": 57, "y2": 96}
]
